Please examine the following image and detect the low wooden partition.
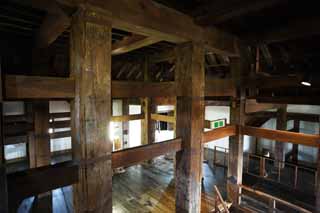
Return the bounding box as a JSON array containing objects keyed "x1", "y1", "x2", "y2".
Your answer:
[
  {"x1": 241, "y1": 126, "x2": 320, "y2": 147},
  {"x1": 112, "y1": 138, "x2": 182, "y2": 168},
  {"x1": 7, "y1": 161, "x2": 78, "y2": 203}
]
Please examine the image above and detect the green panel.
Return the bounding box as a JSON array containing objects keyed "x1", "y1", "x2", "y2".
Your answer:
[
  {"x1": 214, "y1": 121, "x2": 219, "y2": 128},
  {"x1": 219, "y1": 120, "x2": 224, "y2": 127}
]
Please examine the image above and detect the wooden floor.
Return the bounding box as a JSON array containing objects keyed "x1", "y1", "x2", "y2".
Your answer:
[
  {"x1": 112, "y1": 156, "x2": 227, "y2": 213},
  {"x1": 16, "y1": 156, "x2": 228, "y2": 213}
]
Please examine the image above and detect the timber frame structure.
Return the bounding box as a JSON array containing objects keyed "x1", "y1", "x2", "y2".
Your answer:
[{"x1": 0, "y1": 0, "x2": 320, "y2": 212}]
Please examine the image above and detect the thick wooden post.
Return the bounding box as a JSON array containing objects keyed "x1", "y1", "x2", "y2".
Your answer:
[
  {"x1": 274, "y1": 105, "x2": 287, "y2": 168},
  {"x1": 175, "y1": 42, "x2": 204, "y2": 213},
  {"x1": 0, "y1": 63, "x2": 8, "y2": 213},
  {"x1": 122, "y1": 99, "x2": 130, "y2": 148},
  {"x1": 30, "y1": 101, "x2": 52, "y2": 213},
  {"x1": 291, "y1": 120, "x2": 300, "y2": 163},
  {"x1": 316, "y1": 118, "x2": 320, "y2": 213},
  {"x1": 227, "y1": 57, "x2": 245, "y2": 206},
  {"x1": 31, "y1": 102, "x2": 50, "y2": 168},
  {"x1": 70, "y1": 5, "x2": 112, "y2": 213}
]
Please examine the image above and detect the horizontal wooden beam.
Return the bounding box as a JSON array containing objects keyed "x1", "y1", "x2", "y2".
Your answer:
[
  {"x1": 202, "y1": 125, "x2": 237, "y2": 143},
  {"x1": 205, "y1": 79, "x2": 236, "y2": 97},
  {"x1": 4, "y1": 135, "x2": 28, "y2": 145},
  {"x1": 112, "y1": 34, "x2": 161, "y2": 55},
  {"x1": 50, "y1": 112, "x2": 71, "y2": 119},
  {"x1": 49, "y1": 120, "x2": 70, "y2": 129},
  {"x1": 7, "y1": 161, "x2": 78, "y2": 202},
  {"x1": 256, "y1": 96, "x2": 320, "y2": 105},
  {"x1": 151, "y1": 113, "x2": 175, "y2": 123},
  {"x1": 112, "y1": 81, "x2": 178, "y2": 98},
  {"x1": 112, "y1": 138, "x2": 182, "y2": 168},
  {"x1": 57, "y1": 0, "x2": 238, "y2": 56},
  {"x1": 5, "y1": 75, "x2": 75, "y2": 99},
  {"x1": 241, "y1": 126, "x2": 320, "y2": 147},
  {"x1": 50, "y1": 131, "x2": 71, "y2": 139},
  {"x1": 111, "y1": 114, "x2": 144, "y2": 122}
]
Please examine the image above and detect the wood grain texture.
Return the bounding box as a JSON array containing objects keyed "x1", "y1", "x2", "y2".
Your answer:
[
  {"x1": 111, "y1": 114, "x2": 144, "y2": 122},
  {"x1": 151, "y1": 113, "x2": 175, "y2": 123},
  {"x1": 5, "y1": 75, "x2": 75, "y2": 99},
  {"x1": 174, "y1": 42, "x2": 205, "y2": 212},
  {"x1": 58, "y1": 0, "x2": 238, "y2": 56},
  {"x1": 202, "y1": 125, "x2": 236, "y2": 143},
  {"x1": 112, "y1": 81, "x2": 178, "y2": 98},
  {"x1": 112, "y1": 138, "x2": 182, "y2": 169},
  {"x1": 7, "y1": 161, "x2": 78, "y2": 203},
  {"x1": 32, "y1": 101, "x2": 51, "y2": 168},
  {"x1": 112, "y1": 34, "x2": 161, "y2": 55},
  {"x1": 242, "y1": 126, "x2": 320, "y2": 147},
  {"x1": 205, "y1": 79, "x2": 236, "y2": 97},
  {"x1": 274, "y1": 106, "x2": 287, "y2": 164},
  {"x1": 227, "y1": 57, "x2": 245, "y2": 206},
  {"x1": 70, "y1": 6, "x2": 112, "y2": 213}
]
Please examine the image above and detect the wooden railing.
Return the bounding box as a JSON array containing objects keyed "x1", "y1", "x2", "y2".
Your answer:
[
  {"x1": 239, "y1": 184, "x2": 312, "y2": 213},
  {"x1": 245, "y1": 153, "x2": 317, "y2": 194}
]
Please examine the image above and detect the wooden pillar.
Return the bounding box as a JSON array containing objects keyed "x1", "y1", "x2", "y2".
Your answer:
[
  {"x1": 122, "y1": 99, "x2": 130, "y2": 148},
  {"x1": 0, "y1": 62, "x2": 8, "y2": 213},
  {"x1": 70, "y1": 5, "x2": 112, "y2": 213},
  {"x1": 31, "y1": 101, "x2": 50, "y2": 168},
  {"x1": 227, "y1": 57, "x2": 245, "y2": 206},
  {"x1": 175, "y1": 42, "x2": 204, "y2": 213},
  {"x1": 141, "y1": 57, "x2": 156, "y2": 147},
  {"x1": 30, "y1": 101, "x2": 52, "y2": 213},
  {"x1": 291, "y1": 120, "x2": 300, "y2": 163},
  {"x1": 316, "y1": 117, "x2": 320, "y2": 213},
  {"x1": 274, "y1": 105, "x2": 287, "y2": 167}
]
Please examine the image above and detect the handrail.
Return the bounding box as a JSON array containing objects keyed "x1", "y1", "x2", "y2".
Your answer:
[{"x1": 239, "y1": 185, "x2": 312, "y2": 213}]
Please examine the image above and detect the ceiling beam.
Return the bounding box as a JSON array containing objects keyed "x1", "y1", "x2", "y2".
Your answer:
[
  {"x1": 112, "y1": 35, "x2": 161, "y2": 55},
  {"x1": 57, "y1": 0, "x2": 239, "y2": 56}
]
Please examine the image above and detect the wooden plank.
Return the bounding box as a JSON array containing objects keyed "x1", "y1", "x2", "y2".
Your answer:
[
  {"x1": 174, "y1": 43, "x2": 204, "y2": 212},
  {"x1": 111, "y1": 114, "x2": 144, "y2": 122},
  {"x1": 112, "y1": 34, "x2": 161, "y2": 55},
  {"x1": 151, "y1": 113, "x2": 175, "y2": 123},
  {"x1": 50, "y1": 131, "x2": 71, "y2": 139},
  {"x1": 241, "y1": 126, "x2": 320, "y2": 147},
  {"x1": 70, "y1": 6, "x2": 113, "y2": 212},
  {"x1": 5, "y1": 75, "x2": 75, "y2": 99},
  {"x1": 112, "y1": 81, "x2": 178, "y2": 98},
  {"x1": 57, "y1": 0, "x2": 238, "y2": 56},
  {"x1": 49, "y1": 120, "x2": 70, "y2": 129},
  {"x1": 202, "y1": 125, "x2": 237, "y2": 143},
  {"x1": 205, "y1": 79, "x2": 236, "y2": 97},
  {"x1": 50, "y1": 112, "x2": 71, "y2": 119},
  {"x1": 7, "y1": 161, "x2": 78, "y2": 202},
  {"x1": 112, "y1": 138, "x2": 182, "y2": 168},
  {"x1": 4, "y1": 135, "x2": 28, "y2": 145},
  {"x1": 31, "y1": 101, "x2": 50, "y2": 168},
  {"x1": 256, "y1": 96, "x2": 320, "y2": 105}
]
